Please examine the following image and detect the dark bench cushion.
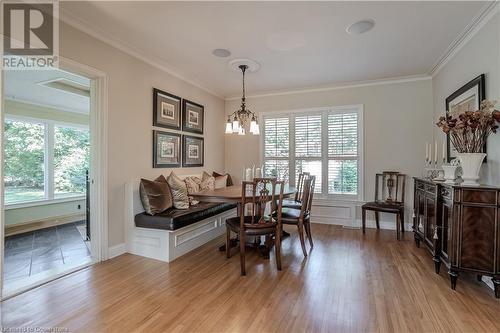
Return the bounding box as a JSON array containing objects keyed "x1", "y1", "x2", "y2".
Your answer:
[{"x1": 135, "y1": 202, "x2": 237, "y2": 231}]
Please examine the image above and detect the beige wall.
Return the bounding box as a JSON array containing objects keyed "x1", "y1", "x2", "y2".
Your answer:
[
  {"x1": 225, "y1": 79, "x2": 434, "y2": 208},
  {"x1": 432, "y1": 13, "x2": 500, "y2": 186},
  {"x1": 60, "y1": 23, "x2": 226, "y2": 247}
]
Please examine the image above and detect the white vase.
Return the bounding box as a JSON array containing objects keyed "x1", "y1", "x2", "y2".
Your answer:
[
  {"x1": 457, "y1": 153, "x2": 486, "y2": 186},
  {"x1": 442, "y1": 165, "x2": 458, "y2": 184}
]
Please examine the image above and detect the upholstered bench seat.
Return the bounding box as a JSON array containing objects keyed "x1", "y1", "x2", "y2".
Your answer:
[
  {"x1": 135, "y1": 202, "x2": 237, "y2": 231},
  {"x1": 126, "y1": 177, "x2": 237, "y2": 262}
]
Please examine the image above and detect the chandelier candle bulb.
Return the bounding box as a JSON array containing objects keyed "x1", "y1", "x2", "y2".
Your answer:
[
  {"x1": 225, "y1": 119, "x2": 233, "y2": 134},
  {"x1": 425, "y1": 142, "x2": 429, "y2": 161},
  {"x1": 253, "y1": 125, "x2": 260, "y2": 135},
  {"x1": 232, "y1": 119, "x2": 240, "y2": 133}
]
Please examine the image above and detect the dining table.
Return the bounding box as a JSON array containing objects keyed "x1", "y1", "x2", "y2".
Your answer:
[{"x1": 191, "y1": 184, "x2": 297, "y2": 256}]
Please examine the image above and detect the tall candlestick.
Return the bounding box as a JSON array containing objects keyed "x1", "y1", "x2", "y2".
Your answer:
[
  {"x1": 425, "y1": 142, "x2": 429, "y2": 160},
  {"x1": 442, "y1": 141, "x2": 446, "y2": 163},
  {"x1": 434, "y1": 141, "x2": 438, "y2": 164}
]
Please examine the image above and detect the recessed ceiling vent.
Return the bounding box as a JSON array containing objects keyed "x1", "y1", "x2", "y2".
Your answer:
[{"x1": 38, "y1": 78, "x2": 90, "y2": 97}]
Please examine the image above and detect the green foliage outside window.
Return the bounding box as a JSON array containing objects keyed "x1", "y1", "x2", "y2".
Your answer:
[{"x1": 4, "y1": 119, "x2": 89, "y2": 204}]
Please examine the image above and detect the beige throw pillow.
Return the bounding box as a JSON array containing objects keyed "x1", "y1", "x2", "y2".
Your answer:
[
  {"x1": 214, "y1": 174, "x2": 228, "y2": 189},
  {"x1": 167, "y1": 172, "x2": 190, "y2": 209},
  {"x1": 201, "y1": 171, "x2": 215, "y2": 191},
  {"x1": 184, "y1": 176, "x2": 202, "y2": 206},
  {"x1": 184, "y1": 176, "x2": 201, "y2": 194}
]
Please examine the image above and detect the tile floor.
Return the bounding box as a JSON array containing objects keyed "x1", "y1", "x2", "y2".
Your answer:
[{"x1": 3, "y1": 221, "x2": 91, "y2": 287}]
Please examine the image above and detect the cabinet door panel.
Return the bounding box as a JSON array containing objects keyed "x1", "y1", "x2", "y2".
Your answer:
[
  {"x1": 425, "y1": 196, "x2": 436, "y2": 248},
  {"x1": 416, "y1": 190, "x2": 425, "y2": 235},
  {"x1": 460, "y1": 205, "x2": 496, "y2": 272},
  {"x1": 440, "y1": 200, "x2": 452, "y2": 262}
]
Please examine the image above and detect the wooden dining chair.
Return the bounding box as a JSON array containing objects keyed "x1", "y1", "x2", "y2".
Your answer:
[
  {"x1": 225, "y1": 178, "x2": 285, "y2": 276},
  {"x1": 362, "y1": 171, "x2": 406, "y2": 240},
  {"x1": 282, "y1": 172, "x2": 310, "y2": 209},
  {"x1": 279, "y1": 176, "x2": 315, "y2": 257}
]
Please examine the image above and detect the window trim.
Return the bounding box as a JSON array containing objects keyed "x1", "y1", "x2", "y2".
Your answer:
[
  {"x1": 259, "y1": 104, "x2": 364, "y2": 202},
  {"x1": 4, "y1": 115, "x2": 89, "y2": 206},
  {"x1": 5, "y1": 196, "x2": 86, "y2": 210}
]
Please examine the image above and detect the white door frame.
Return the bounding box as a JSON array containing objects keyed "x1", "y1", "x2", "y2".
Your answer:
[
  {"x1": 59, "y1": 56, "x2": 109, "y2": 262},
  {"x1": 0, "y1": 57, "x2": 109, "y2": 299}
]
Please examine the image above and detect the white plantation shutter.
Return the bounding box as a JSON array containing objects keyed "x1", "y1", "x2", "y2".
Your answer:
[
  {"x1": 295, "y1": 115, "x2": 322, "y2": 158},
  {"x1": 295, "y1": 114, "x2": 322, "y2": 193},
  {"x1": 262, "y1": 107, "x2": 362, "y2": 199},
  {"x1": 263, "y1": 117, "x2": 290, "y2": 181},
  {"x1": 264, "y1": 117, "x2": 289, "y2": 158},
  {"x1": 328, "y1": 113, "x2": 358, "y2": 156},
  {"x1": 264, "y1": 160, "x2": 289, "y2": 182},
  {"x1": 295, "y1": 160, "x2": 322, "y2": 193},
  {"x1": 328, "y1": 112, "x2": 359, "y2": 195}
]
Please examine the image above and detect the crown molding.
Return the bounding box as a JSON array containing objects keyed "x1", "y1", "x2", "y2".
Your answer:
[
  {"x1": 224, "y1": 75, "x2": 431, "y2": 101},
  {"x1": 59, "y1": 8, "x2": 224, "y2": 100},
  {"x1": 429, "y1": 1, "x2": 499, "y2": 77}
]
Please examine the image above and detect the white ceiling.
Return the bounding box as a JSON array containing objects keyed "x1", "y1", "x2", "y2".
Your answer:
[
  {"x1": 61, "y1": 1, "x2": 490, "y2": 98},
  {"x1": 5, "y1": 69, "x2": 91, "y2": 114}
]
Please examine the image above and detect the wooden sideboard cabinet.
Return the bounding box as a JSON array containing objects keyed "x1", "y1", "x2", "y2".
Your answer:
[{"x1": 413, "y1": 178, "x2": 500, "y2": 298}]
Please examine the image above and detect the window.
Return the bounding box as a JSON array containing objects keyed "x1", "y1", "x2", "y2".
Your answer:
[
  {"x1": 4, "y1": 117, "x2": 90, "y2": 205},
  {"x1": 263, "y1": 117, "x2": 290, "y2": 182},
  {"x1": 4, "y1": 119, "x2": 46, "y2": 203},
  {"x1": 262, "y1": 106, "x2": 363, "y2": 200},
  {"x1": 54, "y1": 125, "x2": 90, "y2": 198},
  {"x1": 295, "y1": 115, "x2": 322, "y2": 193}
]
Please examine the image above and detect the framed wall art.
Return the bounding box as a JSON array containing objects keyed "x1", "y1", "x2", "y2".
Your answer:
[
  {"x1": 445, "y1": 74, "x2": 486, "y2": 162},
  {"x1": 153, "y1": 130, "x2": 181, "y2": 168},
  {"x1": 182, "y1": 135, "x2": 204, "y2": 167},
  {"x1": 153, "y1": 88, "x2": 182, "y2": 130},
  {"x1": 182, "y1": 99, "x2": 204, "y2": 134}
]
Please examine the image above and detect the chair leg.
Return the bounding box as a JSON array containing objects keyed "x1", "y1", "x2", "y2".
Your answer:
[
  {"x1": 304, "y1": 220, "x2": 313, "y2": 248},
  {"x1": 240, "y1": 231, "x2": 246, "y2": 276},
  {"x1": 396, "y1": 213, "x2": 401, "y2": 241},
  {"x1": 375, "y1": 211, "x2": 380, "y2": 229},
  {"x1": 275, "y1": 230, "x2": 282, "y2": 271},
  {"x1": 400, "y1": 210, "x2": 405, "y2": 233},
  {"x1": 298, "y1": 221, "x2": 308, "y2": 257},
  {"x1": 226, "y1": 227, "x2": 231, "y2": 258},
  {"x1": 362, "y1": 208, "x2": 366, "y2": 234}
]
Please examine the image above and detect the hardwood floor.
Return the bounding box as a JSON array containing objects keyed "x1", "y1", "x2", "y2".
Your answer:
[{"x1": 2, "y1": 224, "x2": 500, "y2": 332}]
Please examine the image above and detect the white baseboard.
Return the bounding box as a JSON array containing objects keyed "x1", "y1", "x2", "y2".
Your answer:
[
  {"x1": 108, "y1": 243, "x2": 126, "y2": 259},
  {"x1": 311, "y1": 216, "x2": 412, "y2": 231}
]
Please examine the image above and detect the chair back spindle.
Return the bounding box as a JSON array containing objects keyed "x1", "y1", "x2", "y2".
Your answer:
[
  {"x1": 240, "y1": 178, "x2": 284, "y2": 227},
  {"x1": 375, "y1": 172, "x2": 406, "y2": 204},
  {"x1": 296, "y1": 176, "x2": 315, "y2": 219},
  {"x1": 295, "y1": 172, "x2": 310, "y2": 202}
]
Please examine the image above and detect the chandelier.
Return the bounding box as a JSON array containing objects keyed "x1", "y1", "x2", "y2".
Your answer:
[{"x1": 225, "y1": 65, "x2": 259, "y2": 135}]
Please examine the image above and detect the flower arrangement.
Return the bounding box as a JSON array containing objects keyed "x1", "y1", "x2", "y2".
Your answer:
[{"x1": 436, "y1": 100, "x2": 500, "y2": 153}]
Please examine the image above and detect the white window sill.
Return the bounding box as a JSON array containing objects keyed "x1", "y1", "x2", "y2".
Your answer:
[{"x1": 5, "y1": 196, "x2": 86, "y2": 210}]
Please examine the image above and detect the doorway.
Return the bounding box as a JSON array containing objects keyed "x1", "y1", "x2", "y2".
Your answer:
[{"x1": 0, "y1": 60, "x2": 108, "y2": 298}]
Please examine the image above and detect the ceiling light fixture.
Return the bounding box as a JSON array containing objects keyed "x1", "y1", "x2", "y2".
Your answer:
[
  {"x1": 346, "y1": 19, "x2": 375, "y2": 35},
  {"x1": 225, "y1": 64, "x2": 259, "y2": 136},
  {"x1": 212, "y1": 48, "x2": 231, "y2": 58}
]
